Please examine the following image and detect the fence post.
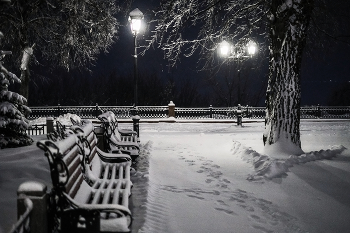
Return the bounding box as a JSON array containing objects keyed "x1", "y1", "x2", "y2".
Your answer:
[
  {"x1": 17, "y1": 181, "x2": 48, "y2": 233},
  {"x1": 132, "y1": 115, "x2": 140, "y2": 138},
  {"x1": 209, "y1": 105, "x2": 213, "y2": 118},
  {"x1": 317, "y1": 104, "x2": 322, "y2": 118},
  {"x1": 236, "y1": 104, "x2": 242, "y2": 126},
  {"x1": 168, "y1": 101, "x2": 175, "y2": 118},
  {"x1": 57, "y1": 104, "x2": 61, "y2": 117},
  {"x1": 245, "y1": 105, "x2": 250, "y2": 118},
  {"x1": 95, "y1": 103, "x2": 99, "y2": 118},
  {"x1": 46, "y1": 117, "x2": 54, "y2": 134}
]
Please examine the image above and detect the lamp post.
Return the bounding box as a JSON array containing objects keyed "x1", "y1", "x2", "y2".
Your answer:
[
  {"x1": 128, "y1": 8, "x2": 144, "y2": 108},
  {"x1": 218, "y1": 39, "x2": 257, "y2": 104},
  {"x1": 218, "y1": 39, "x2": 257, "y2": 126}
]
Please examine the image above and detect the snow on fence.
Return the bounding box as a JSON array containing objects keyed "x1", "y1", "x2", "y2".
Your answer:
[{"x1": 28, "y1": 104, "x2": 350, "y2": 120}]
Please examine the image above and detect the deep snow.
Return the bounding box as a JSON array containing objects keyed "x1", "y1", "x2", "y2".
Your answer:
[{"x1": 0, "y1": 119, "x2": 350, "y2": 233}]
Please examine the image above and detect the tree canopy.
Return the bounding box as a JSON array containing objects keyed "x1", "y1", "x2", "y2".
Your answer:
[{"x1": 0, "y1": 0, "x2": 131, "y2": 99}]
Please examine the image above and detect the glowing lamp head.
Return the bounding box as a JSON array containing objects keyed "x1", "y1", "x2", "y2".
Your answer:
[
  {"x1": 219, "y1": 40, "x2": 231, "y2": 58},
  {"x1": 129, "y1": 8, "x2": 144, "y2": 35},
  {"x1": 247, "y1": 40, "x2": 257, "y2": 56}
]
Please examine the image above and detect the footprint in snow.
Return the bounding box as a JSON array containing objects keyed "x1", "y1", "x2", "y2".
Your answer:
[
  {"x1": 187, "y1": 194, "x2": 205, "y2": 200},
  {"x1": 214, "y1": 207, "x2": 238, "y2": 216},
  {"x1": 251, "y1": 225, "x2": 274, "y2": 233},
  {"x1": 205, "y1": 178, "x2": 214, "y2": 183}
]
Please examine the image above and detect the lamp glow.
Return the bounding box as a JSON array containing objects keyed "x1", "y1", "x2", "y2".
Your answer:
[
  {"x1": 129, "y1": 8, "x2": 144, "y2": 35},
  {"x1": 247, "y1": 40, "x2": 257, "y2": 56},
  {"x1": 219, "y1": 40, "x2": 231, "y2": 57}
]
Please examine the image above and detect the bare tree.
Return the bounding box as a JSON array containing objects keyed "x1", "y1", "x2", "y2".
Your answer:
[
  {"x1": 142, "y1": 0, "x2": 346, "y2": 155},
  {"x1": 0, "y1": 0, "x2": 131, "y2": 101}
]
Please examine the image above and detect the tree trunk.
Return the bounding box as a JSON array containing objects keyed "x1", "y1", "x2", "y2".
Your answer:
[
  {"x1": 263, "y1": 0, "x2": 314, "y2": 155},
  {"x1": 19, "y1": 46, "x2": 33, "y2": 102},
  {"x1": 20, "y1": 69, "x2": 30, "y2": 102}
]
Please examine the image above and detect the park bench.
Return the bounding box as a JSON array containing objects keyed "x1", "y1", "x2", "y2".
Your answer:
[
  {"x1": 98, "y1": 111, "x2": 140, "y2": 160},
  {"x1": 70, "y1": 122, "x2": 133, "y2": 189},
  {"x1": 46, "y1": 121, "x2": 72, "y2": 141},
  {"x1": 37, "y1": 122, "x2": 133, "y2": 232},
  {"x1": 98, "y1": 111, "x2": 138, "y2": 142}
]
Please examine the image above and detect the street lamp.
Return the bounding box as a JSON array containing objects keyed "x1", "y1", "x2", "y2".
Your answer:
[
  {"x1": 218, "y1": 39, "x2": 257, "y2": 104},
  {"x1": 128, "y1": 8, "x2": 144, "y2": 107},
  {"x1": 247, "y1": 40, "x2": 257, "y2": 57}
]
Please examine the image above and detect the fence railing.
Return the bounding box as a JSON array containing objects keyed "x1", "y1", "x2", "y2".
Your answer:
[
  {"x1": 26, "y1": 124, "x2": 46, "y2": 136},
  {"x1": 28, "y1": 105, "x2": 169, "y2": 120},
  {"x1": 28, "y1": 104, "x2": 350, "y2": 121},
  {"x1": 26, "y1": 105, "x2": 350, "y2": 135},
  {"x1": 9, "y1": 198, "x2": 33, "y2": 233},
  {"x1": 175, "y1": 106, "x2": 267, "y2": 119}
]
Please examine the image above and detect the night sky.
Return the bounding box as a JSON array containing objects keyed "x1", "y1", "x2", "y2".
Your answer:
[{"x1": 90, "y1": 0, "x2": 350, "y2": 107}]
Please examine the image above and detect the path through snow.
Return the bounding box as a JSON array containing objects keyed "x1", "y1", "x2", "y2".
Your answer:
[
  {"x1": 133, "y1": 122, "x2": 350, "y2": 233},
  {"x1": 138, "y1": 126, "x2": 303, "y2": 232}
]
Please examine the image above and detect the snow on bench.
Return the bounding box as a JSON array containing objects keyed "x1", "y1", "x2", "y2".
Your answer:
[
  {"x1": 37, "y1": 123, "x2": 133, "y2": 232},
  {"x1": 98, "y1": 111, "x2": 140, "y2": 160}
]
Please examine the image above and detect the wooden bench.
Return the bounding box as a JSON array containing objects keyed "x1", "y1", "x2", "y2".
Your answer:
[
  {"x1": 70, "y1": 122, "x2": 133, "y2": 190},
  {"x1": 98, "y1": 111, "x2": 139, "y2": 142},
  {"x1": 98, "y1": 111, "x2": 140, "y2": 160},
  {"x1": 46, "y1": 121, "x2": 72, "y2": 141},
  {"x1": 37, "y1": 122, "x2": 133, "y2": 232}
]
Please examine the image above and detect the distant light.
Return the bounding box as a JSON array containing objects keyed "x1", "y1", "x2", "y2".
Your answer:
[
  {"x1": 219, "y1": 40, "x2": 231, "y2": 57},
  {"x1": 247, "y1": 40, "x2": 257, "y2": 56},
  {"x1": 129, "y1": 8, "x2": 144, "y2": 35}
]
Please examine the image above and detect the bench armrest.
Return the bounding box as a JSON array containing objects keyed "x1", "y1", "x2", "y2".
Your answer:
[
  {"x1": 109, "y1": 139, "x2": 140, "y2": 151},
  {"x1": 111, "y1": 149, "x2": 131, "y2": 155},
  {"x1": 96, "y1": 147, "x2": 132, "y2": 163},
  {"x1": 118, "y1": 129, "x2": 137, "y2": 136}
]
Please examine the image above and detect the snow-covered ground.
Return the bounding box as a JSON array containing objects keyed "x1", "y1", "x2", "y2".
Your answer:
[{"x1": 1, "y1": 119, "x2": 350, "y2": 233}]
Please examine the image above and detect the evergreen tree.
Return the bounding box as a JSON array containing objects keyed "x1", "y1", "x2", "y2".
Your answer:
[{"x1": 0, "y1": 31, "x2": 32, "y2": 148}]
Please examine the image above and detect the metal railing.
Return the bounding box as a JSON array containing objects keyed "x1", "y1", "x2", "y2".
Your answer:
[
  {"x1": 27, "y1": 104, "x2": 350, "y2": 120},
  {"x1": 175, "y1": 106, "x2": 266, "y2": 119},
  {"x1": 28, "y1": 105, "x2": 169, "y2": 120},
  {"x1": 9, "y1": 198, "x2": 33, "y2": 233},
  {"x1": 26, "y1": 124, "x2": 46, "y2": 136}
]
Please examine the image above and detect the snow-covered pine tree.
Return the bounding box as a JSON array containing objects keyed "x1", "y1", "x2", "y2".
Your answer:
[{"x1": 0, "y1": 31, "x2": 33, "y2": 148}]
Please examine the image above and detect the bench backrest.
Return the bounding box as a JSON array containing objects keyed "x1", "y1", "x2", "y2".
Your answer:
[
  {"x1": 97, "y1": 112, "x2": 121, "y2": 150},
  {"x1": 37, "y1": 134, "x2": 84, "y2": 200},
  {"x1": 71, "y1": 123, "x2": 98, "y2": 163},
  {"x1": 70, "y1": 123, "x2": 104, "y2": 182},
  {"x1": 71, "y1": 122, "x2": 132, "y2": 183}
]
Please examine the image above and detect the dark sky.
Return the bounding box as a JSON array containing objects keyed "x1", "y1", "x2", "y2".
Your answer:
[
  {"x1": 91, "y1": 0, "x2": 350, "y2": 106},
  {"x1": 301, "y1": 41, "x2": 350, "y2": 105}
]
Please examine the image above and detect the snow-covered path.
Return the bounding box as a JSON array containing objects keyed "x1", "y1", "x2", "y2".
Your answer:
[
  {"x1": 137, "y1": 122, "x2": 350, "y2": 233},
  {"x1": 1, "y1": 121, "x2": 349, "y2": 233}
]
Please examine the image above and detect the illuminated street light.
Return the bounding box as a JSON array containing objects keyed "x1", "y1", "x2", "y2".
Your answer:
[
  {"x1": 218, "y1": 39, "x2": 258, "y2": 108},
  {"x1": 129, "y1": 8, "x2": 144, "y2": 35}
]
